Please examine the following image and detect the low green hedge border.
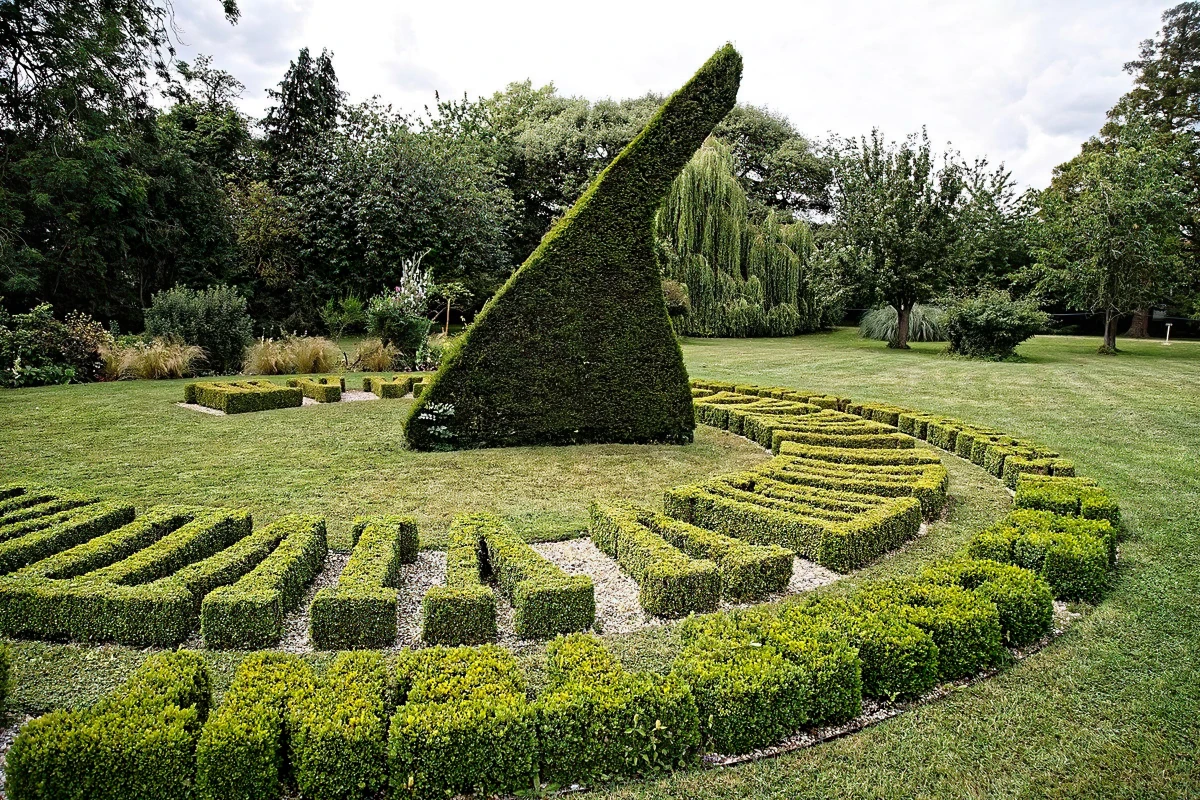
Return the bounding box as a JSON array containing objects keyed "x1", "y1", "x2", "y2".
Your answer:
[
  {"x1": 1014, "y1": 474, "x2": 1121, "y2": 527},
  {"x1": 286, "y1": 376, "x2": 344, "y2": 402},
  {"x1": 200, "y1": 515, "x2": 328, "y2": 649},
  {"x1": 475, "y1": 513, "x2": 595, "y2": 638},
  {"x1": 589, "y1": 502, "x2": 720, "y2": 617},
  {"x1": 311, "y1": 516, "x2": 417, "y2": 649},
  {"x1": 185, "y1": 380, "x2": 303, "y2": 414},
  {"x1": 362, "y1": 375, "x2": 415, "y2": 398},
  {"x1": 422, "y1": 515, "x2": 497, "y2": 645}
]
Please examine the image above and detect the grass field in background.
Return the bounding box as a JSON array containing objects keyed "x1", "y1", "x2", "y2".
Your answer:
[{"x1": 0, "y1": 329, "x2": 1197, "y2": 798}]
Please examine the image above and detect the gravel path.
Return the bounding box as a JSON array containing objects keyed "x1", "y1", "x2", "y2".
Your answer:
[
  {"x1": 0, "y1": 715, "x2": 31, "y2": 799},
  {"x1": 531, "y1": 538, "x2": 659, "y2": 636},
  {"x1": 277, "y1": 551, "x2": 350, "y2": 653},
  {"x1": 393, "y1": 551, "x2": 446, "y2": 650}
]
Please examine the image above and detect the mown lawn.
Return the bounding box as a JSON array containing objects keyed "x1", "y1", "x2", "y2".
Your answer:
[{"x1": 0, "y1": 329, "x2": 1197, "y2": 798}]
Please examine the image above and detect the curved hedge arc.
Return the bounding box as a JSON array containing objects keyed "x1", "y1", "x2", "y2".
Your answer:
[
  {"x1": 404, "y1": 45, "x2": 743, "y2": 451},
  {"x1": 3, "y1": 381, "x2": 1124, "y2": 800}
]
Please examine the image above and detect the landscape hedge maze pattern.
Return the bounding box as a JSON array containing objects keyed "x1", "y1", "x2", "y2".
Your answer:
[{"x1": 1, "y1": 379, "x2": 1122, "y2": 800}]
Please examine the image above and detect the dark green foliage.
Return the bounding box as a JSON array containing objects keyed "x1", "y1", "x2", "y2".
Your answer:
[
  {"x1": 589, "y1": 503, "x2": 720, "y2": 617},
  {"x1": 286, "y1": 376, "x2": 342, "y2": 402},
  {"x1": 422, "y1": 516, "x2": 497, "y2": 645},
  {"x1": 536, "y1": 634, "x2": 701, "y2": 785},
  {"x1": 943, "y1": 290, "x2": 1050, "y2": 360},
  {"x1": 195, "y1": 652, "x2": 314, "y2": 800},
  {"x1": 0, "y1": 501, "x2": 135, "y2": 574},
  {"x1": 1014, "y1": 474, "x2": 1121, "y2": 527},
  {"x1": 144, "y1": 285, "x2": 253, "y2": 374},
  {"x1": 6, "y1": 651, "x2": 211, "y2": 800},
  {"x1": 390, "y1": 645, "x2": 537, "y2": 800},
  {"x1": 290, "y1": 651, "x2": 390, "y2": 800},
  {"x1": 310, "y1": 517, "x2": 415, "y2": 649},
  {"x1": 0, "y1": 642, "x2": 10, "y2": 712},
  {"x1": 200, "y1": 515, "x2": 327, "y2": 648},
  {"x1": 0, "y1": 305, "x2": 112, "y2": 387},
  {"x1": 967, "y1": 510, "x2": 1116, "y2": 602},
  {"x1": 185, "y1": 380, "x2": 303, "y2": 413},
  {"x1": 474, "y1": 513, "x2": 595, "y2": 638},
  {"x1": 405, "y1": 45, "x2": 743, "y2": 450}
]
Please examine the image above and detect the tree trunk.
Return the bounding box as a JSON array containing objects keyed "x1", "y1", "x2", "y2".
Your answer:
[
  {"x1": 1100, "y1": 310, "x2": 1120, "y2": 354},
  {"x1": 444, "y1": 299, "x2": 451, "y2": 336},
  {"x1": 1127, "y1": 306, "x2": 1150, "y2": 338},
  {"x1": 890, "y1": 303, "x2": 911, "y2": 349}
]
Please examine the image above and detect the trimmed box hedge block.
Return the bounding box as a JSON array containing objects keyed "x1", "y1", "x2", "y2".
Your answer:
[
  {"x1": 311, "y1": 516, "x2": 416, "y2": 649},
  {"x1": 200, "y1": 515, "x2": 328, "y2": 649},
  {"x1": 763, "y1": 454, "x2": 949, "y2": 518},
  {"x1": 391, "y1": 645, "x2": 537, "y2": 800},
  {"x1": 472, "y1": 513, "x2": 595, "y2": 638},
  {"x1": 7, "y1": 651, "x2": 211, "y2": 800},
  {"x1": 1014, "y1": 474, "x2": 1121, "y2": 528},
  {"x1": 422, "y1": 515, "x2": 497, "y2": 645},
  {"x1": 589, "y1": 503, "x2": 720, "y2": 617},
  {"x1": 1002, "y1": 455, "x2": 1076, "y2": 489},
  {"x1": 287, "y1": 376, "x2": 343, "y2": 402},
  {"x1": 195, "y1": 652, "x2": 315, "y2": 800},
  {"x1": 290, "y1": 651, "x2": 390, "y2": 800},
  {"x1": 536, "y1": 634, "x2": 701, "y2": 784},
  {"x1": 921, "y1": 559, "x2": 1054, "y2": 648},
  {"x1": 185, "y1": 380, "x2": 303, "y2": 413},
  {"x1": 0, "y1": 501, "x2": 136, "y2": 574},
  {"x1": 967, "y1": 510, "x2": 1115, "y2": 602},
  {"x1": 0, "y1": 507, "x2": 264, "y2": 646},
  {"x1": 363, "y1": 374, "x2": 415, "y2": 398},
  {"x1": 405, "y1": 46, "x2": 743, "y2": 450}
]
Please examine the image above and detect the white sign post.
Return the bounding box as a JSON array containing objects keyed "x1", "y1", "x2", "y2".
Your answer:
[{"x1": 1164, "y1": 323, "x2": 1173, "y2": 345}]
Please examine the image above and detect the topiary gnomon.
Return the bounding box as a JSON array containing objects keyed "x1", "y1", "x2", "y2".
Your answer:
[{"x1": 404, "y1": 45, "x2": 743, "y2": 450}]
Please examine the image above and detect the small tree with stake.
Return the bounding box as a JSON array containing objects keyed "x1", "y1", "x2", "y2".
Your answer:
[
  {"x1": 827, "y1": 129, "x2": 964, "y2": 349},
  {"x1": 431, "y1": 283, "x2": 473, "y2": 336},
  {"x1": 1031, "y1": 116, "x2": 1188, "y2": 354}
]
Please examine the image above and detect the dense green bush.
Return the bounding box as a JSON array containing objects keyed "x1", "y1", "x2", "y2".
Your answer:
[
  {"x1": 0, "y1": 641, "x2": 10, "y2": 712},
  {"x1": 311, "y1": 516, "x2": 416, "y2": 649},
  {"x1": 195, "y1": 652, "x2": 314, "y2": 800},
  {"x1": 391, "y1": 645, "x2": 537, "y2": 800},
  {"x1": 859, "y1": 303, "x2": 947, "y2": 342},
  {"x1": 286, "y1": 376, "x2": 343, "y2": 402},
  {"x1": 967, "y1": 510, "x2": 1115, "y2": 601},
  {"x1": 1014, "y1": 474, "x2": 1121, "y2": 527},
  {"x1": 474, "y1": 513, "x2": 595, "y2": 638},
  {"x1": 144, "y1": 285, "x2": 253, "y2": 375},
  {"x1": 422, "y1": 516, "x2": 497, "y2": 645},
  {"x1": 367, "y1": 258, "x2": 432, "y2": 369},
  {"x1": 943, "y1": 290, "x2": 1050, "y2": 360},
  {"x1": 536, "y1": 634, "x2": 701, "y2": 784},
  {"x1": 0, "y1": 303, "x2": 111, "y2": 387},
  {"x1": 200, "y1": 515, "x2": 327, "y2": 648},
  {"x1": 7, "y1": 651, "x2": 211, "y2": 800},
  {"x1": 405, "y1": 45, "x2": 743, "y2": 450},
  {"x1": 185, "y1": 380, "x2": 303, "y2": 413},
  {"x1": 589, "y1": 503, "x2": 720, "y2": 617},
  {"x1": 290, "y1": 651, "x2": 390, "y2": 800},
  {"x1": 921, "y1": 559, "x2": 1054, "y2": 648}
]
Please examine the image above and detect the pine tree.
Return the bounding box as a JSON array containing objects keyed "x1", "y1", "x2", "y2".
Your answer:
[{"x1": 261, "y1": 48, "x2": 344, "y2": 164}]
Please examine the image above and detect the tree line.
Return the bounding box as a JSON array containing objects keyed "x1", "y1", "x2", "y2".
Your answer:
[{"x1": 3, "y1": 0, "x2": 1199, "y2": 354}]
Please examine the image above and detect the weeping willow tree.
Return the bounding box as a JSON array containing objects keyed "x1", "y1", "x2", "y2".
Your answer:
[{"x1": 656, "y1": 138, "x2": 836, "y2": 336}]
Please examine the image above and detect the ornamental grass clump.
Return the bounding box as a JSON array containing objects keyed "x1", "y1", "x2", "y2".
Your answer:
[{"x1": 859, "y1": 304, "x2": 947, "y2": 343}]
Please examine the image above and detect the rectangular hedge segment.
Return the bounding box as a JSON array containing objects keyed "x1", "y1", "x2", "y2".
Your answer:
[
  {"x1": 422, "y1": 517, "x2": 496, "y2": 646},
  {"x1": 588, "y1": 503, "x2": 719, "y2": 617},
  {"x1": 186, "y1": 381, "x2": 303, "y2": 414},
  {"x1": 286, "y1": 377, "x2": 342, "y2": 403},
  {"x1": 0, "y1": 493, "x2": 97, "y2": 529},
  {"x1": 83, "y1": 509, "x2": 252, "y2": 586},
  {"x1": 0, "y1": 502, "x2": 138, "y2": 575},
  {"x1": 201, "y1": 515, "x2": 328, "y2": 649},
  {"x1": 5, "y1": 651, "x2": 211, "y2": 800},
  {"x1": 310, "y1": 516, "x2": 415, "y2": 649},
  {"x1": 473, "y1": 512, "x2": 595, "y2": 638}
]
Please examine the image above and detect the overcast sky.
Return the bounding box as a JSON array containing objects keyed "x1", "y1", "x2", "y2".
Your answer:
[{"x1": 171, "y1": 0, "x2": 1174, "y2": 190}]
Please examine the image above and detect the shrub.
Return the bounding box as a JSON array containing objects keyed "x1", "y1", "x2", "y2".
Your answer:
[
  {"x1": 200, "y1": 515, "x2": 327, "y2": 649},
  {"x1": 404, "y1": 45, "x2": 742, "y2": 450},
  {"x1": 536, "y1": 634, "x2": 701, "y2": 784},
  {"x1": 113, "y1": 337, "x2": 206, "y2": 379},
  {"x1": 310, "y1": 516, "x2": 417, "y2": 649},
  {"x1": 287, "y1": 376, "x2": 343, "y2": 402},
  {"x1": 290, "y1": 337, "x2": 342, "y2": 373},
  {"x1": 242, "y1": 338, "x2": 295, "y2": 375},
  {"x1": 966, "y1": 510, "x2": 1115, "y2": 602},
  {"x1": 0, "y1": 303, "x2": 112, "y2": 387},
  {"x1": 7, "y1": 651, "x2": 211, "y2": 800},
  {"x1": 762, "y1": 454, "x2": 949, "y2": 518},
  {"x1": 144, "y1": 285, "x2": 253, "y2": 375},
  {"x1": 943, "y1": 290, "x2": 1050, "y2": 360},
  {"x1": 290, "y1": 651, "x2": 390, "y2": 800},
  {"x1": 472, "y1": 513, "x2": 595, "y2": 638},
  {"x1": 0, "y1": 642, "x2": 10, "y2": 712},
  {"x1": 589, "y1": 503, "x2": 720, "y2": 617},
  {"x1": 921, "y1": 559, "x2": 1054, "y2": 647},
  {"x1": 1014, "y1": 474, "x2": 1121, "y2": 528},
  {"x1": 422, "y1": 517, "x2": 496, "y2": 645},
  {"x1": 195, "y1": 652, "x2": 314, "y2": 800},
  {"x1": 0, "y1": 500, "x2": 137, "y2": 574},
  {"x1": 353, "y1": 338, "x2": 399, "y2": 372},
  {"x1": 320, "y1": 295, "x2": 367, "y2": 339},
  {"x1": 367, "y1": 256, "x2": 433, "y2": 368},
  {"x1": 859, "y1": 303, "x2": 947, "y2": 342},
  {"x1": 185, "y1": 380, "x2": 303, "y2": 414},
  {"x1": 362, "y1": 374, "x2": 413, "y2": 398},
  {"x1": 391, "y1": 645, "x2": 537, "y2": 800}
]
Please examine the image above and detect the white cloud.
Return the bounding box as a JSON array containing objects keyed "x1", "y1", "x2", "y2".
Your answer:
[{"x1": 172, "y1": 0, "x2": 1173, "y2": 188}]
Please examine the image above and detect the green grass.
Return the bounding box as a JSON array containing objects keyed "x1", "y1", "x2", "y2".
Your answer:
[{"x1": 1, "y1": 330, "x2": 1198, "y2": 798}]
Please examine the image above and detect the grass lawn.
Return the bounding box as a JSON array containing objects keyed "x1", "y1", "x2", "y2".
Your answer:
[{"x1": 0, "y1": 329, "x2": 1197, "y2": 797}]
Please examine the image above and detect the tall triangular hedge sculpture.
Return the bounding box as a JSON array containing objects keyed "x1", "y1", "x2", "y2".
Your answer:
[{"x1": 405, "y1": 45, "x2": 743, "y2": 450}]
